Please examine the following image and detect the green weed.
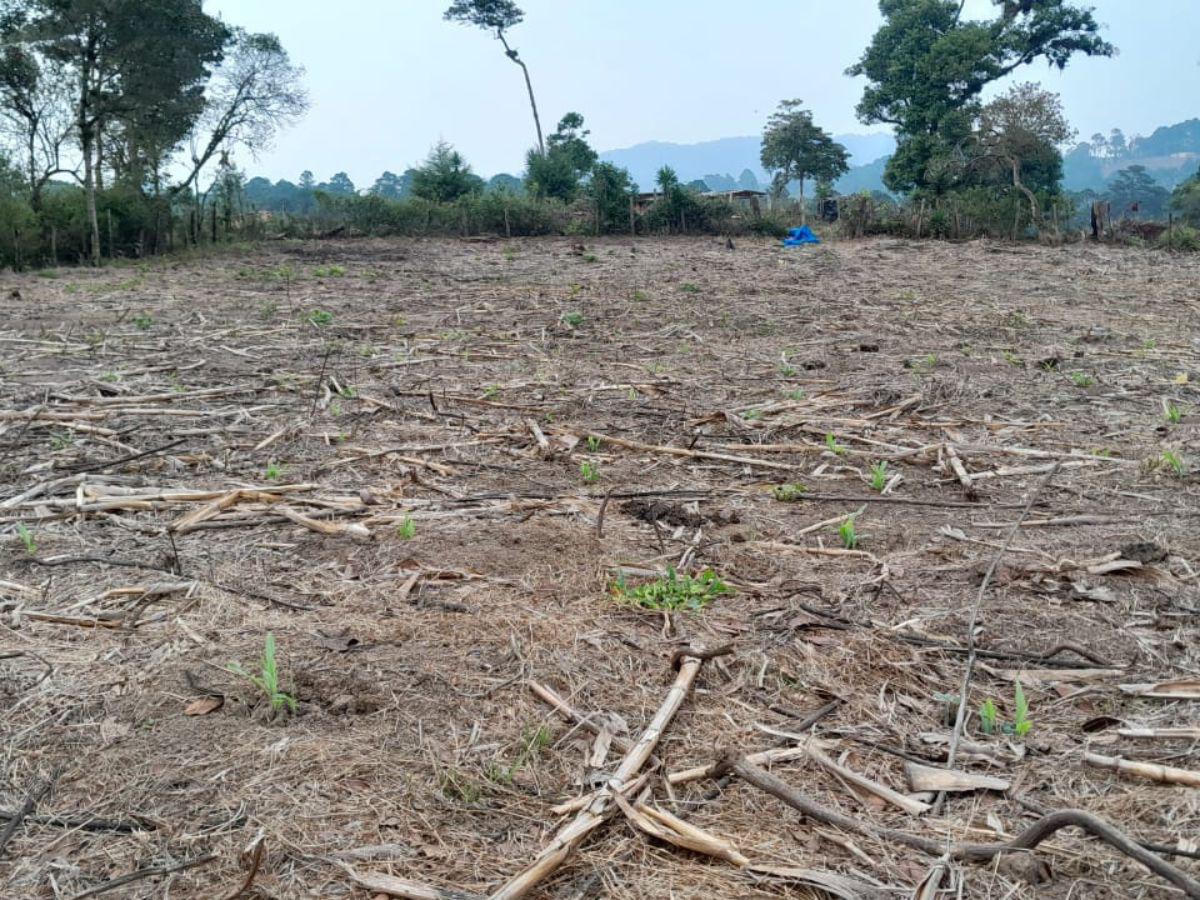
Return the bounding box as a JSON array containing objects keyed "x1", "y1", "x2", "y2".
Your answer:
[
  {"x1": 825, "y1": 433, "x2": 846, "y2": 456},
  {"x1": 586, "y1": 435, "x2": 602, "y2": 453},
  {"x1": 680, "y1": 282, "x2": 701, "y2": 294},
  {"x1": 562, "y1": 311, "x2": 584, "y2": 328},
  {"x1": 869, "y1": 461, "x2": 889, "y2": 492},
  {"x1": 313, "y1": 265, "x2": 346, "y2": 277},
  {"x1": 785, "y1": 389, "x2": 806, "y2": 401},
  {"x1": 772, "y1": 483, "x2": 807, "y2": 502},
  {"x1": 631, "y1": 290, "x2": 649, "y2": 302},
  {"x1": 611, "y1": 568, "x2": 730, "y2": 612},
  {"x1": 1162, "y1": 450, "x2": 1186, "y2": 477},
  {"x1": 580, "y1": 461, "x2": 600, "y2": 484},
  {"x1": 487, "y1": 725, "x2": 552, "y2": 785},
  {"x1": 397, "y1": 516, "x2": 416, "y2": 540},
  {"x1": 979, "y1": 699, "x2": 998, "y2": 735},
  {"x1": 1070, "y1": 371, "x2": 1095, "y2": 387},
  {"x1": 1014, "y1": 681, "x2": 1032, "y2": 738},
  {"x1": 1165, "y1": 403, "x2": 1183, "y2": 425},
  {"x1": 17, "y1": 523, "x2": 36, "y2": 554},
  {"x1": 838, "y1": 516, "x2": 859, "y2": 549},
  {"x1": 265, "y1": 462, "x2": 283, "y2": 481},
  {"x1": 227, "y1": 633, "x2": 296, "y2": 714},
  {"x1": 132, "y1": 312, "x2": 153, "y2": 330},
  {"x1": 308, "y1": 309, "x2": 334, "y2": 327},
  {"x1": 742, "y1": 408, "x2": 763, "y2": 421}
]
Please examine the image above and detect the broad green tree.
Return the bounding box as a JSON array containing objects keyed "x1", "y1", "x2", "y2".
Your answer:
[
  {"x1": 973, "y1": 83, "x2": 1074, "y2": 223},
  {"x1": 444, "y1": 0, "x2": 543, "y2": 155},
  {"x1": 4, "y1": 0, "x2": 229, "y2": 262},
  {"x1": 1173, "y1": 167, "x2": 1200, "y2": 226},
  {"x1": 848, "y1": 0, "x2": 1113, "y2": 194},
  {"x1": 760, "y1": 99, "x2": 849, "y2": 224},
  {"x1": 524, "y1": 112, "x2": 596, "y2": 201},
  {"x1": 1108, "y1": 165, "x2": 1170, "y2": 219},
  {"x1": 411, "y1": 140, "x2": 482, "y2": 202},
  {"x1": 181, "y1": 30, "x2": 308, "y2": 202},
  {"x1": 587, "y1": 161, "x2": 634, "y2": 233}
]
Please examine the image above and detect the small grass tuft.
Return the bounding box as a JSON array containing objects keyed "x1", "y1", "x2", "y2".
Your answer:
[
  {"x1": 227, "y1": 633, "x2": 296, "y2": 714},
  {"x1": 580, "y1": 461, "x2": 600, "y2": 484},
  {"x1": 868, "y1": 461, "x2": 889, "y2": 492},
  {"x1": 308, "y1": 309, "x2": 334, "y2": 327},
  {"x1": 838, "y1": 516, "x2": 859, "y2": 549},
  {"x1": 17, "y1": 522, "x2": 36, "y2": 554},
  {"x1": 397, "y1": 516, "x2": 416, "y2": 540}
]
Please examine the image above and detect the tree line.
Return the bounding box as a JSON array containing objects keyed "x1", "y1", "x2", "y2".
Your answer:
[
  {"x1": 0, "y1": 0, "x2": 305, "y2": 267},
  {"x1": 0, "y1": 0, "x2": 1196, "y2": 268}
]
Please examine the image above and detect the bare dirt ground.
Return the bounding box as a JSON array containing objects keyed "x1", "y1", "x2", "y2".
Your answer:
[{"x1": 2, "y1": 235, "x2": 1199, "y2": 900}]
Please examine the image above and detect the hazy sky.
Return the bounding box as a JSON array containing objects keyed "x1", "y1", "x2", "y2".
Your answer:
[{"x1": 206, "y1": 0, "x2": 1199, "y2": 187}]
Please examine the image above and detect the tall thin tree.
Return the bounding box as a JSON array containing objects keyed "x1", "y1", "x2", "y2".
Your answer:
[{"x1": 444, "y1": 0, "x2": 544, "y2": 155}]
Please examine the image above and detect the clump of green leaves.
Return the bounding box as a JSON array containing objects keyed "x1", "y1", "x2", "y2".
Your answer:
[
  {"x1": 680, "y1": 282, "x2": 701, "y2": 294},
  {"x1": 742, "y1": 408, "x2": 763, "y2": 421},
  {"x1": 483, "y1": 384, "x2": 500, "y2": 399},
  {"x1": 1014, "y1": 681, "x2": 1032, "y2": 737},
  {"x1": 976, "y1": 684, "x2": 1033, "y2": 738},
  {"x1": 786, "y1": 388, "x2": 806, "y2": 401},
  {"x1": 582, "y1": 253, "x2": 598, "y2": 263},
  {"x1": 772, "y1": 482, "x2": 808, "y2": 502},
  {"x1": 1069, "y1": 371, "x2": 1095, "y2": 387},
  {"x1": 612, "y1": 568, "x2": 730, "y2": 612},
  {"x1": 313, "y1": 264, "x2": 346, "y2": 277},
  {"x1": 562, "y1": 311, "x2": 584, "y2": 328},
  {"x1": 1161, "y1": 450, "x2": 1187, "y2": 477},
  {"x1": 586, "y1": 435, "x2": 602, "y2": 453},
  {"x1": 264, "y1": 462, "x2": 283, "y2": 481},
  {"x1": 825, "y1": 432, "x2": 846, "y2": 456},
  {"x1": 1165, "y1": 402, "x2": 1183, "y2": 425},
  {"x1": 838, "y1": 516, "x2": 859, "y2": 549},
  {"x1": 487, "y1": 725, "x2": 552, "y2": 785},
  {"x1": 227, "y1": 633, "x2": 296, "y2": 714},
  {"x1": 631, "y1": 290, "x2": 649, "y2": 302},
  {"x1": 978, "y1": 699, "x2": 999, "y2": 735},
  {"x1": 869, "y1": 461, "x2": 889, "y2": 492},
  {"x1": 580, "y1": 461, "x2": 600, "y2": 484},
  {"x1": 308, "y1": 309, "x2": 334, "y2": 327},
  {"x1": 16, "y1": 523, "x2": 36, "y2": 554},
  {"x1": 132, "y1": 312, "x2": 153, "y2": 330},
  {"x1": 397, "y1": 516, "x2": 416, "y2": 540}
]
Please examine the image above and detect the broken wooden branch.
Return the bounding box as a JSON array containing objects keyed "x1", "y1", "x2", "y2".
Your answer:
[{"x1": 716, "y1": 753, "x2": 1200, "y2": 898}]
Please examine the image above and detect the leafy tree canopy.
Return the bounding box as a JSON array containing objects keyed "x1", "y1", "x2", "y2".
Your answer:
[
  {"x1": 849, "y1": 0, "x2": 1113, "y2": 193},
  {"x1": 411, "y1": 140, "x2": 483, "y2": 202}
]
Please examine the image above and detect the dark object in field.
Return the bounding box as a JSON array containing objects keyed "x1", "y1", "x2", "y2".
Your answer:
[
  {"x1": 1119, "y1": 541, "x2": 1168, "y2": 564},
  {"x1": 819, "y1": 198, "x2": 839, "y2": 222},
  {"x1": 1091, "y1": 200, "x2": 1111, "y2": 240},
  {"x1": 622, "y1": 499, "x2": 738, "y2": 528}
]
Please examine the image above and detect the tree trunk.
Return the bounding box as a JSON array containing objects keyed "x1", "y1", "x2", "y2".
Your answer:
[
  {"x1": 82, "y1": 129, "x2": 101, "y2": 266},
  {"x1": 497, "y1": 32, "x2": 544, "y2": 155},
  {"x1": 798, "y1": 177, "x2": 806, "y2": 227}
]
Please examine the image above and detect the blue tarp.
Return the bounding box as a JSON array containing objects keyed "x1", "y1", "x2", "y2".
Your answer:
[{"x1": 782, "y1": 225, "x2": 821, "y2": 247}]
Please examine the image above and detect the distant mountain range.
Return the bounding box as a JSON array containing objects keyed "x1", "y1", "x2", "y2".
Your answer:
[
  {"x1": 599, "y1": 133, "x2": 895, "y2": 193},
  {"x1": 599, "y1": 119, "x2": 1200, "y2": 197}
]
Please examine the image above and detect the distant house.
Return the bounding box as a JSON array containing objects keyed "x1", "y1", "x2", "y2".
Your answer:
[{"x1": 633, "y1": 188, "x2": 766, "y2": 214}]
